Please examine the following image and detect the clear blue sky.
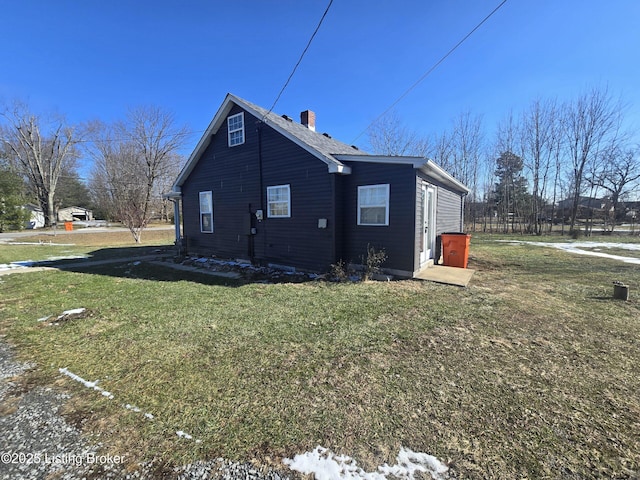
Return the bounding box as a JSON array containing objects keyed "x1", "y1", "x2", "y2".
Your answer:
[{"x1": 2, "y1": 0, "x2": 639, "y2": 169}]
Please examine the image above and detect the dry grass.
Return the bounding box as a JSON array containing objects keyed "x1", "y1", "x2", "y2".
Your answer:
[
  {"x1": 14, "y1": 225, "x2": 174, "y2": 247},
  {"x1": 0, "y1": 227, "x2": 175, "y2": 265},
  {"x1": 0, "y1": 231, "x2": 639, "y2": 478}
]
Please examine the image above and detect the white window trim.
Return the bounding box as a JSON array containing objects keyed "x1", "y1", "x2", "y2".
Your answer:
[
  {"x1": 357, "y1": 184, "x2": 390, "y2": 226},
  {"x1": 199, "y1": 191, "x2": 213, "y2": 233},
  {"x1": 227, "y1": 112, "x2": 245, "y2": 147},
  {"x1": 266, "y1": 184, "x2": 291, "y2": 218}
]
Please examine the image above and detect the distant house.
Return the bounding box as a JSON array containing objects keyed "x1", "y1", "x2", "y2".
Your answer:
[
  {"x1": 57, "y1": 206, "x2": 93, "y2": 222},
  {"x1": 621, "y1": 201, "x2": 640, "y2": 220},
  {"x1": 165, "y1": 94, "x2": 468, "y2": 277},
  {"x1": 24, "y1": 204, "x2": 45, "y2": 229},
  {"x1": 557, "y1": 197, "x2": 608, "y2": 211}
]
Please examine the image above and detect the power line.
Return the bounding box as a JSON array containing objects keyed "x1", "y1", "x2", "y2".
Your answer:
[
  {"x1": 351, "y1": 0, "x2": 509, "y2": 144},
  {"x1": 264, "y1": 0, "x2": 334, "y2": 117}
]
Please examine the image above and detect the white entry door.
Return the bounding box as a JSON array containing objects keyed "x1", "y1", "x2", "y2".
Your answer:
[{"x1": 419, "y1": 184, "x2": 436, "y2": 265}]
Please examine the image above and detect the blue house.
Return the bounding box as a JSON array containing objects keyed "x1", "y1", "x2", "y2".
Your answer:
[{"x1": 166, "y1": 94, "x2": 468, "y2": 278}]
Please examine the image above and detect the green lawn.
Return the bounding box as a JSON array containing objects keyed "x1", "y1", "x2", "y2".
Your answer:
[{"x1": 1, "y1": 231, "x2": 639, "y2": 478}]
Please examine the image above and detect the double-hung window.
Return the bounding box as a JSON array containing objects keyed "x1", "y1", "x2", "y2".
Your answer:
[
  {"x1": 199, "y1": 191, "x2": 213, "y2": 233},
  {"x1": 357, "y1": 184, "x2": 389, "y2": 226},
  {"x1": 227, "y1": 112, "x2": 244, "y2": 147},
  {"x1": 267, "y1": 185, "x2": 291, "y2": 218}
]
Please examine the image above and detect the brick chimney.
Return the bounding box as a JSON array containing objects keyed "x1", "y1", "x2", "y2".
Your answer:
[{"x1": 300, "y1": 110, "x2": 316, "y2": 131}]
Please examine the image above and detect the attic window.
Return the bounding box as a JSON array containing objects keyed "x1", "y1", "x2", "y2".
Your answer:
[{"x1": 227, "y1": 112, "x2": 245, "y2": 147}]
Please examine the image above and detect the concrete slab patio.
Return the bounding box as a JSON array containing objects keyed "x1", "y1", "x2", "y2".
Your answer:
[{"x1": 415, "y1": 265, "x2": 475, "y2": 287}]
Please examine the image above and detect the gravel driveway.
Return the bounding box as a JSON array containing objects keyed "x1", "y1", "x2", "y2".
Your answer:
[{"x1": 0, "y1": 337, "x2": 294, "y2": 480}]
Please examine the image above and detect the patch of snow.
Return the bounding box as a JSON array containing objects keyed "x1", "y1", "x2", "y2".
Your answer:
[
  {"x1": 283, "y1": 446, "x2": 448, "y2": 480},
  {"x1": 5, "y1": 242, "x2": 76, "y2": 246},
  {"x1": 58, "y1": 367, "x2": 206, "y2": 445},
  {"x1": 58, "y1": 367, "x2": 114, "y2": 400},
  {"x1": 0, "y1": 254, "x2": 88, "y2": 271},
  {"x1": 12, "y1": 260, "x2": 38, "y2": 267},
  {"x1": 57, "y1": 308, "x2": 86, "y2": 320},
  {"x1": 379, "y1": 447, "x2": 449, "y2": 479},
  {"x1": 500, "y1": 240, "x2": 640, "y2": 264},
  {"x1": 0, "y1": 260, "x2": 36, "y2": 271},
  {"x1": 46, "y1": 254, "x2": 88, "y2": 261},
  {"x1": 176, "y1": 430, "x2": 201, "y2": 443},
  {"x1": 58, "y1": 367, "x2": 160, "y2": 421},
  {"x1": 125, "y1": 404, "x2": 154, "y2": 421}
]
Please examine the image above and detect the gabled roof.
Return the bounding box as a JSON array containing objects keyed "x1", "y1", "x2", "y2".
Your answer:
[
  {"x1": 170, "y1": 93, "x2": 468, "y2": 196},
  {"x1": 173, "y1": 93, "x2": 363, "y2": 189},
  {"x1": 24, "y1": 203, "x2": 43, "y2": 212},
  {"x1": 58, "y1": 206, "x2": 92, "y2": 212}
]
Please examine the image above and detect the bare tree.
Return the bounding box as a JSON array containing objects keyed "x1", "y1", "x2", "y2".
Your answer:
[
  {"x1": 588, "y1": 145, "x2": 640, "y2": 231},
  {"x1": 520, "y1": 98, "x2": 559, "y2": 234},
  {"x1": 87, "y1": 106, "x2": 187, "y2": 243},
  {"x1": 367, "y1": 110, "x2": 430, "y2": 156},
  {"x1": 493, "y1": 111, "x2": 521, "y2": 232},
  {"x1": 155, "y1": 152, "x2": 186, "y2": 222},
  {"x1": 431, "y1": 129, "x2": 455, "y2": 172},
  {"x1": 1, "y1": 101, "x2": 80, "y2": 226},
  {"x1": 450, "y1": 111, "x2": 485, "y2": 230},
  {"x1": 480, "y1": 153, "x2": 498, "y2": 232},
  {"x1": 550, "y1": 128, "x2": 565, "y2": 234},
  {"x1": 450, "y1": 111, "x2": 485, "y2": 189},
  {"x1": 562, "y1": 87, "x2": 625, "y2": 234}
]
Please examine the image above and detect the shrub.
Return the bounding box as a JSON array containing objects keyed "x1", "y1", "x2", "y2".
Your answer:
[
  {"x1": 361, "y1": 244, "x2": 387, "y2": 281},
  {"x1": 329, "y1": 260, "x2": 350, "y2": 282}
]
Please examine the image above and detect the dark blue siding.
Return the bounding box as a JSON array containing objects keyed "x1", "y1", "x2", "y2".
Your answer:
[
  {"x1": 180, "y1": 103, "x2": 465, "y2": 276},
  {"x1": 182, "y1": 105, "x2": 261, "y2": 260},
  {"x1": 181, "y1": 106, "x2": 336, "y2": 272},
  {"x1": 257, "y1": 121, "x2": 335, "y2": 271},
  {"x1": 340, "y1": 162, "x2": 417, "y2": 275}
]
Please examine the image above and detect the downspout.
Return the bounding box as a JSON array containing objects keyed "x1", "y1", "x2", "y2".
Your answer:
[
  {"x1": 257, "y1": 121, "x2": 266, "y2": 264},
  {"x1": 173, "y1": 197, "x2": 181, "y2": 244},
  {"x1": 461, "y1": 192, "x2": 468, "y2": 232},
  {"x1": 330, "y1": 173, "x2": 337, "y2": 266}
]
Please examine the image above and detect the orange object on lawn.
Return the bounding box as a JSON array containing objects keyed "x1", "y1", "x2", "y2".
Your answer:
[
  {"x1": 441, "y1": 233, "x2": 470, "y2": 268},
  {"x1": 64, "y1": 222, "x2": 73, "y2": 231}
]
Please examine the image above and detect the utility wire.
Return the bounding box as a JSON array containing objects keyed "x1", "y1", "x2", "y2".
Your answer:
[
  {"x1": 351, "y1": 0, "x2": 508, "y2": 144},
  {"x1": 264, "y1": 0, "x2": 334, "y2": 117}
]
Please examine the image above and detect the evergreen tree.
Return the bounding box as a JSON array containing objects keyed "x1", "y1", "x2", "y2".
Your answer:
[
  {"x1": 493, "y1": 151, "x2": 531, "y2": 232},
  {"x1": 0, "y1": 163, "x2": 30, "y2": 231},
  {"x1": 56, "y1": 173, "x2": 92, "y2": 208}
]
